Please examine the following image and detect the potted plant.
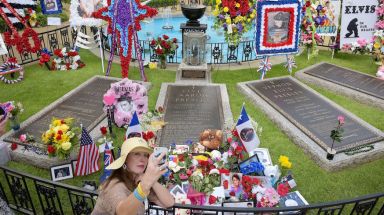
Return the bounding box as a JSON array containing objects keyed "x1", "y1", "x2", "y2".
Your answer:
[{"x1": 327, "y1": 115, "x2": 345, "y2": 160}]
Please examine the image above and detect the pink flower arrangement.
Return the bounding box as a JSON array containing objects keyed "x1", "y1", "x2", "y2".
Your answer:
[{"x1": 257, "y1": 187, "x2": 280, "y2": 207}]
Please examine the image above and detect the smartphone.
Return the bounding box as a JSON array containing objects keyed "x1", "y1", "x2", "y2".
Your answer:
[{"x1": 153, "y1": 147, "x2": 168, "y2": 165}]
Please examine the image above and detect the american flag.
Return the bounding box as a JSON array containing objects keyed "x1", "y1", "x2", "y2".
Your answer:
[{"x1": 75, "y1": 127, "x2": 100, "y2": 176}]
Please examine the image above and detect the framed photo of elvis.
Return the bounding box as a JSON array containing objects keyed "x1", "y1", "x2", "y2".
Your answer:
[
  {"x1": 40, "y1": 0, "x2": 63, "y2": 14},
  {"x1": 255, "y1": 0, "x2": 301, "y2": 56}
]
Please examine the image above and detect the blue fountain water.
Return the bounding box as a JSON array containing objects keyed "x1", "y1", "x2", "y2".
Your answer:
[{"x1": 138, "y1": 16, "x2": 255, "y2": 43}]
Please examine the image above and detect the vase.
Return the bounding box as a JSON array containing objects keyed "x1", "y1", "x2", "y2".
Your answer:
[
  {"x1": 9, "y1": 116, "x2": 20, "y2": 131},
  {"x1": 326, "y1": 148, "x2": 336, "y2": 160},
  {"x1": 159, "y1": 57, "x2": 167, "y2": 69}
]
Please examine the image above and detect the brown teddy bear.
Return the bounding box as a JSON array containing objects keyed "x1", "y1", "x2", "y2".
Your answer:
[{"x1": 199, "y1": 129, "x2": 223, "y2": 150}]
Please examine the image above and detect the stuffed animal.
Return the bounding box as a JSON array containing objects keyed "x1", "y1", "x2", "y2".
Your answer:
[{"x1": 199, "y1": 129, "x2": 223, "y2": 150}]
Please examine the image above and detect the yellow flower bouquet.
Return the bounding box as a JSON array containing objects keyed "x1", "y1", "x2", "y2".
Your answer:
[{"x1": 42, "y1": 118, "x2": 80, "y2": 159}]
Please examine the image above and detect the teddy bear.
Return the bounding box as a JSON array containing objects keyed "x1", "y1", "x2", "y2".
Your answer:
[{"x1": 199, "y1": 129, "x2": 223, "y2": 150}]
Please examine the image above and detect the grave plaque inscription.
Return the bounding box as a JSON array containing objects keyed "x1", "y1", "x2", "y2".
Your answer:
[
  {"x1": 246, "y1": 77, "x2": 383, "y2": 152},
  {"x1": 160, "y1": 85, "x2": 224, "y2": 147},
  {"x1": 304, "y1": 63, "x2": 384, "y2": 100},
  {"x1": 5, "y1": 77, "x2": 116, "y2": 145}
]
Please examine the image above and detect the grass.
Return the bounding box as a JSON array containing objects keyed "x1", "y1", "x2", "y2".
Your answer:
[{"x1": 0, "y1": 49, "x2": 383, "y2": 210}]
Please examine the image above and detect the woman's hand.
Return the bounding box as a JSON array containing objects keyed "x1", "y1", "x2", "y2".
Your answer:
[{"x1": 140, "y1": 152, "x2": 168, "y2": 193}]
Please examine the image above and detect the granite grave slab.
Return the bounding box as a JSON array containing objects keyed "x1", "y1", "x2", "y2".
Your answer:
[
  {"x1": 156, "y1": 83, "x2": 233, "y2": 147},
  {"x1": 0, "y1": 76, "x2": 151, "y2": 169},
  {"x1": 238, "y1": 76, "x2": 384, "y2": 171},
  {"x1": 296, "y1": 62, "x2": 384, "y2": 110}
]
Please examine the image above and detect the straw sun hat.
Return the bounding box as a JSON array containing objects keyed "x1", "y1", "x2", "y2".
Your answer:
[{"x1": 106, "y1": 137, "x2": 153, "y2": 170}]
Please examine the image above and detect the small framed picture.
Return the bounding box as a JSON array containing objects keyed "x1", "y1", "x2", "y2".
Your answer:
[
  {"x1": 222, "y1": 173, "x2": 243, "y2": 198},
  {"x1": 250, "y1": 148, "x2": 272, "y2": 166},
  {"x1": 40, "y1": 0, "x2": 62, "y2": 14},
  {"x1": 71, "y1": 160, "x2": 77, "y2": 172},
  {"x1": 50, "y1": 163, "x2": 73, "y2": 182},
  {"x1": 222, "y1": 201, "x2": 254, "y2": 215},
  {"x1": 239, "y1": 154, "x2": 264, "y2": 176},
  {"x1": 170, "y1": 185, "x2": 185, "y2": 198},
  {"x1": 181, "y1": 181, "x2": 190, "y2": 194},
  {"x1": 173, "y1": 145, "x2": 189, "y2": 154}
]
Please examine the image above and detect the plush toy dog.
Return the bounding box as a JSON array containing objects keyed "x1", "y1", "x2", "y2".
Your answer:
[{"x1": 199, "y1": 129, "x2": 223, "y2": 150}]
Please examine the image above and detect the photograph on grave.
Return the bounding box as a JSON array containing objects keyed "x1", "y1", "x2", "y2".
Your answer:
[
  {"x1": 40, "y1": 0, "x2": 62, "y2": 14},
  {"x1": 302, "y1": 63, "x2": 384, "y2": 100},
  {"x1": 314, "y1": 0, "x2": 341, "y2": 36},
  {"x1": 70, "y1": 0, "x2": 106, "y2": 26},
  {"x1": 103, "y1": 78, "x2": 148, "y2": 127},
  {"x1": 255, "y1": 0, "x2": 301, "y2": 56},
  {"x1": 245, "y1": 77, "x2": 383, "y2": 152},
  {"x1": 339, "y1": 0, "x2": 378, "y2": 47},
  {"x1": 51, "y1": 163, "x2": 74, "y2": 181},
  {"x1": 222, "y1": 201, "x2": 254, "y2": 215},
  {"x1": 159, "y1": 85, "x2": 224, "y2": 147}
]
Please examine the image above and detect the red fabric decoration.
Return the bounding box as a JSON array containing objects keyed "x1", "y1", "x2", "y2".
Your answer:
[{"x1": 0, "y1": 0, "x2": 40, "y2": 55}]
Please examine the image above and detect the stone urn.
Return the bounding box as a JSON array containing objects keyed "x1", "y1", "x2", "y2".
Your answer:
[{"x1": 181, "y1": 4, "x2": 206, "y2": 26}]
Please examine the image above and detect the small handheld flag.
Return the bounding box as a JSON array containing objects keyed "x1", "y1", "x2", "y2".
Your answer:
[
  {"x1": 100, "y1": 143, "x2": 114, "y2": 183},
  {"x1": 236, "y1": 105, "x2": 260, "y2": 152},
  {"x1": 125, "y1": 111, "x2": 142, "y2": 139}
]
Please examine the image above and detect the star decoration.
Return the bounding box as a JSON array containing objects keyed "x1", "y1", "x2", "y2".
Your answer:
[{"x1": 93, "y1": 0, "x2": 157, "y2": 78}]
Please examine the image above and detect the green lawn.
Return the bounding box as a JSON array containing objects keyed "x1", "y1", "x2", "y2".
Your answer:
[{"x1": 1, "y1": 49, "x2": 383, "y2": 207}]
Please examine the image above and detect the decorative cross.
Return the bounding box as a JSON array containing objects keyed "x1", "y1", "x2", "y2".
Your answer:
[{"x1": 93, "y1": 0, "x2": 157, "y2": 79}]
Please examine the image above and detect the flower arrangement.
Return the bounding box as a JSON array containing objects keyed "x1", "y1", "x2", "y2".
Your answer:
[
  {"x1": 39, "y1": 48, "x2": 52, "y2": 69},
  {"x1": 51, "y1": 48, "x2": 85, "y2": 71},
  {"x1": 212, "y1": 0, "x2": 256, "y2": 45},
  {"x1": 372, "y1": 0, "x2": 384, "y2": 71},
  {"x1": 41, "y1": 118, "x2": 80, "y2": 159},
  {"x1": 301, "y1": 0, "x2": 324, "y2": 59},
  {"x1": 3, "y1": 101, "x2": 24, "y2": 119},
  {"x1": 278, "y1": 155, "x2": 292, "y2": 169},
  {"x1": 150, "y1": 35, "x2": 178, "y2": 68},
  {"x1": 341, "y1": 38, "x2": 372, "y2": 55}
]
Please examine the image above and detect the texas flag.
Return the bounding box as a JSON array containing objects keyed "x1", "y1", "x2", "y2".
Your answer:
[
  {"x1": 236, "y1": 105, "x2": 260, "y2": 152},
  {"x1": 125, "y1": 111, "x2": 142, "y2": 139}
]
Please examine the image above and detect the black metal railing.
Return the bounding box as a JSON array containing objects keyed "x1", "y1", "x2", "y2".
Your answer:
[
  {"x1": 0, "y1": 23, "x2": 338, "y2": 66},
  {"x1": 1, "y1": 165, "x2": 384, "y2": 214}
]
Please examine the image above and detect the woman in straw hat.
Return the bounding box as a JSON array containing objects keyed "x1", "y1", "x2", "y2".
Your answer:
[{"x1": 92, "y1": 137, "x2": 174, "y2": 215}]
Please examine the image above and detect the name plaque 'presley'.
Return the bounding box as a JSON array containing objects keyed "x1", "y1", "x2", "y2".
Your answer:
[
  {"x1": 5, "y1": 77, "x2": 116, "y2": 145},
  {"x1": 304, "y1": 63, "x2": 384, "y2": 100},
  {"x1": 160, "y1": 85, "x2": 224, "y2": 147},
  {"x1": 246, "y1": 77, "x2": 383, "y2": 152}
]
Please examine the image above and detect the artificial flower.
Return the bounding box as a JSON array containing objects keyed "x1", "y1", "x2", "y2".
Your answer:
[
  {"x1": 11, "y1": 143, "x2": 18, "y2": 151},
  {"x1": 277, "y1": 183, "x2": 290, "y2": 197},
  {"x1": 61, "y1": 142, "x2": 72, "y2": 151}
]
